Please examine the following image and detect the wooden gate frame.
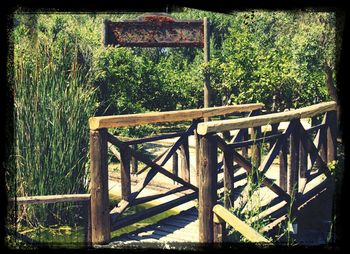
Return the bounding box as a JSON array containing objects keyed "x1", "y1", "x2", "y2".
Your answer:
[{"x1": 102, "y1": 13, "x2": 211, "y2": 108}]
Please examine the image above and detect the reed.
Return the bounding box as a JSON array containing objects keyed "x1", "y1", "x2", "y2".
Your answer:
[{"x1": 12, "y1": 35, "x2": 97, "y2": 226}]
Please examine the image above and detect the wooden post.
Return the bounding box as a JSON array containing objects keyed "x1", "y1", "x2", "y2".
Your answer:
[
  {"x1": 299, "y1": 135, "x2": 307, "y2": 194},
  {"x1": 270, "y1": 123, "x2": 279, "y2": 149},
  {"x1": 120, "y1": 148, "x2": 131, "y2": 201},
  {"x1": 198, "y1": 134, "x2": 217, "y2": 243},
  {"x1": 131, "y1": 144, "x2": 138, "y2": 175},
  {"x1": 223, "y1": 151, "x2": 234, "y2": 209},
  {"x1": 326, "y1": 110, "x2": 337, "y2": 163},
  {"x1": 84, "y1": 200, "x2": 92, "y2": 247},
  {"x1": 279, "y1": 143, "x2": 288, "y2": 192},
  {"x1": 90, "y1": 128, "x2": 110, "y2": 244},
  {"x1": 203, "y1": 17, "x2": 210, "y2": 113},
  {"x1": 213, "y1": 213, "x2": 226, "y2": 243},
  {"x1": 251, "y1": 126, "x2": 262, "y2": 170},
  {"x1": 288, "y1": 120, "x2": 300, "y2": 197},
  {"x1": 319, "y1": 114, "x2": 328, "y2": 164},
  {"x1": 195, "y1": 129, "x2": 200, "y2": 187},
  {"x1": 172, "y1": 151, "x2": 178, "y2": 185},
  {"x1": 180, "y1": 136, "x2": 190, "y2": 183},
  {"x1": 241, "y1": 128, "x2": 249, "y2": 159}
]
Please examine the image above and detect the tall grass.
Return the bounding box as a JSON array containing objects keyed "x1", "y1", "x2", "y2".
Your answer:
[{"x1": 12, "y1": 34, "x2": 97, "y2": 226}]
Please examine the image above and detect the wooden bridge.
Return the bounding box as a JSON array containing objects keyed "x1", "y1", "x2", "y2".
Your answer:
[
  {"x1": 88, "y1": 101, "x2": 337, "y2": 247},
  {"x1": 9, "y1": 101, "x2": 338, "y2": 248}
]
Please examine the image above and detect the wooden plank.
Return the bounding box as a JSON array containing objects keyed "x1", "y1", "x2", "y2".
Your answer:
[
  {"x1": 197, "y1": 101, "x2": 337, "y2": 135},
  {"x1": 213, "y1": 204, "x2": 271, "y2": 243},
  {"x1": 9, "y1": 194, "x2": 91, "y2": 205},
  {"x1": 89, "y1": 103, "x2": 264, "y2": 130},
  {"x1": 111, "y1": 192, "x2": 197, "y2": 231},
  {"x1": 198, "y1": 134, "x2": 218, "y2": 243},
  {"x1": 90, "y1": 128, "x2": 110, "y2": 244},
  {"x1": 120, "y1": 148, "x2": 131, "y2": 201}
]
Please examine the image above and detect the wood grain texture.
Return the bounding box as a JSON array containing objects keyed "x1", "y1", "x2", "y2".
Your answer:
[
  {"x1": 213, "y1": 204, "x2": 271, "y2": 243},
  {"x1": 89, "y1": 103, "x2": 264, "y2": 130},
  {"x1": 9, "y1": 194, "x2": 91, "y2": 205},
  {"x1": 197, "y1": 101, "x2": 336, "y2": 135}
]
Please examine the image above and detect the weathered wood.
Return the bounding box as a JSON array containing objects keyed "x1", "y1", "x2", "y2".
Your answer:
[
  {"x1": 223, "y1": 150, "x2": 234, "y2": 208},
  {"x1": 195, "y1": 128, "x2": 200, "y2": 186},
  {"x1": 213, "y1": 204, "x2": 271, "y2": 243},
  {"x1": 198, "y1": 134, "x2": 218, "y2": 243},
  {"x1": 203, "y1": 17, "x2": 210, "y2": 110},
  {"x1": 107, "y1": 134, "x2": 198, "y2": 192},
  {"x1": 269, "y1": 123, "x2": 279, "y2": 148},
  {"x1": 197, "y1": 101, "x2": 337, "y2": 135},
  {"x1": 299, "y1": 134, "x2": 308, "y2": 194},
  {"x1": 288, "y1": 120, "x2": 300, "y2": 197},
  {"x1": 9, "y1": 194, "x2": 91, "y2": 205},
  {"x1": 84, "y1": 199, "x2": 92, "y2": 247},
  {"x1": 179, "y1": 136, "x2": 190, "y2": 182},
  {"x1": 229, "y1": 132, "x2": 284, "y2": 148},
  {"x1": 90, "y1": 129, "x2": 110, "y2": 244},
  {"x1": 136, "y1": 147, "x2": 170, "y2": 176},
  {"x1": 259, "y1": 121, "x2": 296, "y2": 175},
  {"x1": 241, "y1": 128, "x2": 249, "y2": 158},
  {"x1": 279, "y1": 143, "x2": 288, "y2": 192},
  {"x1": 131, "y1": 144, "x2": 138, "y2": 174},
  {"x1": 172, "y1": 151, "x2": 179, "y2": 184},
  {"x1": 326, "y1": 110, "x2": 337, "y2": 163},
  {"x1": 89, "y1": 103, "x2": 264, "y2": 130},
  {"x1": 120, "y1": 148, "x2": 131, "y2": 201},
  {"x1": 230, "y1": 148, "x2": 291, "y2": 203},
  {"x1": 124, "y1": 132, "x2": 184, "y2": 145},
  {"x1": 213, "y1": 213, "x2": 226, "y2": 243},
  {"x1": 133, "y1": 186, "x2": 188, "y2": 206},
  {"x1": 251, "y1": 126, "x2": 262, "y2": 169},
  {"x1": 108, "y1": 142, "x2": 121, "y2": 161},
  {"x1": 111, "y1": 192, "x2": 197, "y2": 231}
]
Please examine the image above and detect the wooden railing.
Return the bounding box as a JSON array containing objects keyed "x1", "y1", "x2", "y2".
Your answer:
[
  {"x1": 88, "y1": 103, "x2": 264, "y2": 244},
  {"x1": 196, "y1": 101, "x2": 337, "y2": 243},
  {"x1": 8, "y1": 194, "x2": 92, "y2": 246}
]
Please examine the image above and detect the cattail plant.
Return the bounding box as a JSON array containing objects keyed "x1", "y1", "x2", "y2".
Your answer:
[{"x1": 11, "y1": 31, "x2": 97, "y2": 227}]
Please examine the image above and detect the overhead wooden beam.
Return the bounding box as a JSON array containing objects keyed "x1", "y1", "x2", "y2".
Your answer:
[
  {"x1": 197, "y1": 101, "x2": 337, "y2": 135},
  {"x1": 89, "y1": 103, "x2": 264, "y2": 130}
]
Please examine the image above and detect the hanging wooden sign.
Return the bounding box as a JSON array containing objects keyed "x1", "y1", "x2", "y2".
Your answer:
[{"x1": 103, "y1": 14, "x2": 204, "y2": 47}]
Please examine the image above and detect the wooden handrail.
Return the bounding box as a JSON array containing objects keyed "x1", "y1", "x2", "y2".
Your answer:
[
  {"x1": 9, "y1": 194, "x2": 91, "y2": 205},
  {"x1": 197, "y1": 101, "x2": 337, "y2": 135},
  {"x1": 89, "y1": 103, "x2": 264, "y2": 130},
  {"x1": 212, "y1": 204, "x2": 271, "y2": 243}
]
